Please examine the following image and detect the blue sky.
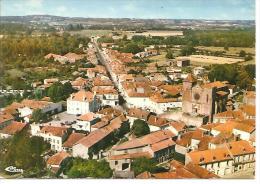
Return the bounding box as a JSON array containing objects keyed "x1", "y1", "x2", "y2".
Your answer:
[{"x1": 1, "y1": 0, "x2": 255, "y2": 20}]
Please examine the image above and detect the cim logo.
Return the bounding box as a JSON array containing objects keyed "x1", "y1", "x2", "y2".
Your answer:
[{"x1": 5, "y1": 166, "x2": 23, "y2": 173}]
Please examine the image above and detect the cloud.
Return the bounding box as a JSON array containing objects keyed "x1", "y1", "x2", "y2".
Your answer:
[
  {"x1": 25, "y1": 0, "x2": 44, "y2": 8},
  {"x1": 57, "y1": 6, "x2": 67, "y2": 13}
]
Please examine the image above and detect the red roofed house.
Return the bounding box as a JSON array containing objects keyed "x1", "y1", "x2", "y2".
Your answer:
[
  {"x1": 0, "y1": 111, "x2": 14, "y2": 130},
  {"x1": 108, "y1": 130, "x2": 175, "y2": 171},
  {"x1": 72, "y1": 112, "x2": 100, "y2": 132},
  {"x1": 62, "y1": 132, "x2": 86, "y2": 152},
  {"x1": 46, "y1": 151, "x2": 71, "y2": 173},
  {"x1": 30, "y1": 124, "x2": 69, "y2": 151},
  {"x1": 185, "y1": 140, "x2": 255, "y2": 176},
  {"x1": 72, "y1": 115, "x2": 129, "y2": 159},
  {"x1": 0, "y1": 121, "x2": 27, "y2": 139}
]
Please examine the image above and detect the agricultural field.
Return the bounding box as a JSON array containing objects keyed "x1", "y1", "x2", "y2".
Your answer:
[
  {"x1": 177, "y1": 55, "x2": 244, "y2": 66},
  {"x1": 196, "y1": 46, "x2": 255, "y2": 56},
  {"x1": 69, "y1": 29, "x2": 113, "y2": 37},
  {"x1": 127, "y1": 30, "x2": 183, "y2": 39}
]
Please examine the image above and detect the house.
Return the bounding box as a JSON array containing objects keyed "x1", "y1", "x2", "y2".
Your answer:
[
  {"x1": 71, "y1": 77, "x2": 88, "y2": 90},
  {"x1": 232, "y1": 120, "x2": 255, "y2": 141},
  {"x1": 44, "y1": 53, "x2": 68, "y2": 64},
  {"x1": 0, "y1": 111, "x2": 14, "y2": 129},
  {"x1": 136, "y1": 161, "x2": 219, "y2": 179},
  {"x1": 147, "y1": 115, "x2": 169, "y2": 131},
  {"x1": 0, "y1": 121, "x2": 27, "y2": 139},
  {"x1": 44, "y1": 78, "x2": 59, "y2": 85},
  {"x1": 64, "y1": 52, "x2": 86, "y2": 63},
  {"x1": 30, "y1": 124, "x2": 69, "y2": 151},
  {"x1": 62, "y1": 132, "x2": 86, "y2": 152},
  {"x1": 72, "y1": 115, "x2": 128, "y2": 159},
  {"x1": 17, "y1": 99, "x2": 62, "y2": 122},
  {"x1": 72, "y1": 112, "x2": 100, "y2": 132},
  {"x1": 185, "y1": 140, "x2": 255, "y2": 176},
  {"x1": 126, "y1": 108, "x2": 150, "y2": 127},
  {"x1": 239, "y1": 105, "x2": 255, "y2": 119},
  {"x1": 193, "y1": 67, "x2": 205, "y2": 76},
  {"x1": 176, "y1": 59, "x2": 190, "y2": 67},
  {"x1": 213, "y1": 110, "x2": 244, "y2": 123},
  {"x1": 46, "y1": 151, "x2": 71, "y2": 174},
  {"x1": 92, "y1": 87, "x2": 119, "y2": 106},
  {"x1": 148, "y1": 92, "x2": 182, "y2": 114},
  {"x1": 67, "y1": 90, "x2": 100, "y2": 115},
  {"x1": 166, "y1": 121, "x2": 186, "y2": 135},
  {"x1": 243, "y1": 91, "x2": 255, "y2": 106},
  {"x1": 108, "y1": 130, "x2": 175, "y2": 171}
]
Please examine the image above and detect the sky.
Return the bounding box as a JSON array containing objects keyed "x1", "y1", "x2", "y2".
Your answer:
[{"x1": 0, "y1": 0, "x2": 255, "y2": 20}]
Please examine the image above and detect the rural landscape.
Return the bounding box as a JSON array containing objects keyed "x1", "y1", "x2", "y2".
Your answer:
[{"x1": 0, "y1": 0, "x2": 256, "y2": 181}]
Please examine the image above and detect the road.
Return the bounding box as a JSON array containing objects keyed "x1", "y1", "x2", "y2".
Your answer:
[{"x1": 93, "y1": 39, "x2": 128, "y2": 110}]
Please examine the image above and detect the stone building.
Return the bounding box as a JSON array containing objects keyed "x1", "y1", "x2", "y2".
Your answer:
[{"x1": 182, "y1": 74, "x2": 229, "y2": 127}]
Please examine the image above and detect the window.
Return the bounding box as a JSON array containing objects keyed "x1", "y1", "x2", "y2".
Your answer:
[
  {"x1": 115, "y1": 161, "x2": 118, "y2": 165},
  {"x1": 206, "y1": 95, "x2": 209, "y2": 103}
]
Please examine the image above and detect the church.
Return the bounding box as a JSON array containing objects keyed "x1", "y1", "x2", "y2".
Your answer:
[{"x1": 182, "y1": 74, "x2": 229, "y2": 127}]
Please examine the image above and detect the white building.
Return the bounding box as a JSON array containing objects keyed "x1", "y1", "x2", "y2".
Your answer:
[
  {"x1": 30, "y1": 123, "x2": 69, "y2": 151},
  {"x1": 72, "y1": 112, "x2": 100, "y2": 132},
  {"x1": 67, "y1": 90, "x2": 100, "y2": 115},
  {"x1": 185, "y1": 140, "x2": 255, "y2": 177},
  {"x1": 16, "y1": 99, "x2": 62, "y2": 122},
  {"x1": 193, "y1": 67, "x2": 205, "y2": 76}
]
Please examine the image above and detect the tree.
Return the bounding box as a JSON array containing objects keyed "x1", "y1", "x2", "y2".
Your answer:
[
  {"x1": 67, "y1": 158, "x2": 112, "y2": 178},
  {"x1": 224, "y1": 45, "x2": 229, "y2": 51},
  {"x1": 208, "y1": 64, "x2": 238, "y2": 84},
  {"x1": 31, "y1": 108, "x2": 47, "y2": 123},
  {"x1": 122, "y1": 35, "x2": 128, "y2": 41},
  {"x1": 131, "y1": 157, "x2": 157, "y2": 175},
  {"x1": 244, "y1": 54, "x2": 253, "y2": 61},
  {"x1": 165, "y1": 50, "x2": 174, "y2": 59},
  {"x1": 115, "y1": 122, "x2": 130, "y2": 138},
  {"x1": 122, "y1": 43, "x2": 143, "y2": 54},
  {"x1": 0, "y1": 129, "x2": 50, "y2": 177},
  {"x1": 244, "y1": 64, "x2": 255, "y2": 79},
  {"x1": 131, "y1": 119, "x2": 150, "y2": 137},
  {"x1": 180, "y1": 45, "x2": 196, "y2": 56},
  {"x1": 47, "y1": 82, "x2": 74, "y2": 102},
  {"x1": 239, "y1": 50, "x2": 246, "y2": 57}
]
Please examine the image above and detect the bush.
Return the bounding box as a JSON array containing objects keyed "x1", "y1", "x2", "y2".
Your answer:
[
  {"x1": 131, "y1": 119, "x2": 150, "y2": 137},
  {"x1": 67, "y1": 158, "x2": 112, "y2": 178}
]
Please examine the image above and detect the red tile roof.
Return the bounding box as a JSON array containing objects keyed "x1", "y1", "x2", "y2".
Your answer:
[
  {"x1": 0, "y1": 112, "x2": 14, "y2": 125},
  {"x1": 0, "y1": 121, "x2": 27, "y2": 135},
  {"x1": 78, "y1": 112, "x2": 96, "y2": 121},
  {"x1": 63, "y1": 133, "x2": 86, "y2": 148},
  {"x1": 47, "y1": 151, "x2": 70, "y2": 166},
  {"x1": 147, "y1": 115, "x2": 169, "y2": 127},
  {"x1": 40, "y1": 126, "x2": 68, "y2": 137},
  {"x1": 108, "y1": 152, "x2": 152, "y2": 160},
  {"x1": 68, "y1": 90, "x2": 94, "y2": 102},
  {"x1": 113, "y1": 130, "x2": 175, "y2": 150},
  {"x1": 187, "y1": 140, "x2": 255, "y2": 165}
]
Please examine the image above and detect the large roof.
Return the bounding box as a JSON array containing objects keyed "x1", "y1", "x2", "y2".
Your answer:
[
  {"x1": 187, "y1": 140, "x2": 255, "y2": 165},
  {"x1": 113, "y1": 130, "x2": 175, "y2": 150}
]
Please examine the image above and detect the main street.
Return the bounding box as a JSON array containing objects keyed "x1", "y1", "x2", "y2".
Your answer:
[{"x1": 92, "y1": 38, "x2": 127, "y2": 111}]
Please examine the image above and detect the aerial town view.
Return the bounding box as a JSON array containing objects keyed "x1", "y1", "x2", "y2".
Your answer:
[{"x1": 0, "y1": 0, "x2": 257, "y2": 182}]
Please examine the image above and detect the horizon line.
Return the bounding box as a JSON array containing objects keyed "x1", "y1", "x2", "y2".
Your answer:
[{"x1": 0, "y1": 14, "x2": 256, "y2": 21}]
